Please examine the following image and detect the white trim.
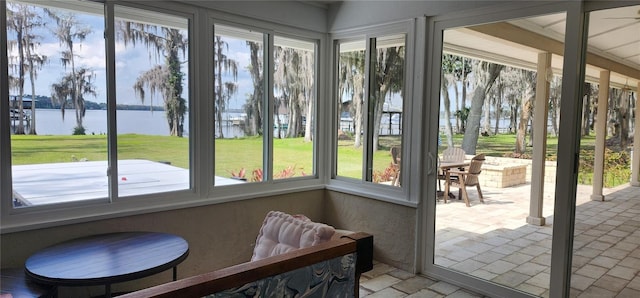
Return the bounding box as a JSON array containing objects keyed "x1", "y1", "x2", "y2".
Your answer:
[
  {"x1": 549, "y1": 2, "x2": 589, "y2": 297},
  {"x1": 0, "y1": 1, "x2": 13, "y2": 224},
  {"x1": 328, "y1": 20, "x2": 415, "y2": 201},
  {"x1": 1, "y1": 0, "x2": 332, "y2": 233},
  {"x1": 420, "y1": 1, "x2": 578, "y2": 297},
  {"x1": 325, "y1": 182, "x2": 417, "y2": 208}
]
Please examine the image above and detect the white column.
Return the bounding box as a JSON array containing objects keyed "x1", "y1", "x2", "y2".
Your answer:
[
  {"x1": 632, "y1": 81, "x2": 640, "y2": 187},
  {"x1": 591, "y1": 70, "x2": 609, "y2": 200},
  {"x1": 527, "y1": 52, "x2": 551, "y2": 226}
]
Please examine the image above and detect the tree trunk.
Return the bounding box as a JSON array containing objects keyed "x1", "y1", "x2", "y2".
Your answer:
[
  {"x1": 620, "y1": 88, "x2": 630, "y2": 149},
  {"x1": 29, "y1": 63, "x2": 37, "y2": 135},
  {"x1": 549, "y1": 78, "x2": 560, "y2": 136},
  {"x1": 582, "y1": 82, "x2": 591, "y2": 136},
  {"x1": 15, "y1": 30, "x2": 26, "y2": 134},
  {"x1": 516, "y1": 89, "x2": 534, "y2": 154},
  {"x1": 462, "y1": 63, "x2": 504, "y2": 154},
  {"x1": 372, "y1": 84, "x2": 391, "y2": 151},
  {"x1": 483, "y1": 96, "x2": 491, "y2": 135},
  {"x1": 304, "y1": 95, "x2": 313, "y2": 142},
  {"x1": 609, "y1": 88, "x2": 619, "y2": 138},
  {"x1": 509, "y1": 98, "x2": 518, "y2": 134},
  {"x1": 215, "y1": 47, "x2": 224, "y2": 138},
  {"x1": 441, "y1": 73, "x2": 454, "y2": 148},
  {"x1": 494, "y1": 83, "x2": 502, "y2": 135},
  {"x1": 353, "y1": 73, "x2": 364, "y2": 148}
]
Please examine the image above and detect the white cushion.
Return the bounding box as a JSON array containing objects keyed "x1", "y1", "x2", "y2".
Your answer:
[{"x1": 251, "y1": 211, "x2": 336, "y2": 261}]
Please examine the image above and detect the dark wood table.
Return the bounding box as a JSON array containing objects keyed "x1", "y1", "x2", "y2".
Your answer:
[{"x1": 25, "y1": 232, "x2": 189, "y2": 297}]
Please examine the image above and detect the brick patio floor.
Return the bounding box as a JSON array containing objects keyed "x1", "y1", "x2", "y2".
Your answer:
[{"x1": 362, "y1": 183, "x2": 640, "y2": 297}]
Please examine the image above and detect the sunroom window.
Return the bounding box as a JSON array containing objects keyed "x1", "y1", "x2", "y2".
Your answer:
[
  {"x1": 5, "y1": 0, "x2": 192, "y2": 207},
  {"x1": 213, "y1": 23, "x2": 317, "y2": 185},
  {"x1": 272, "y1": 35, "x2": 316, "y2": 180},
  {"x1": 335, "y1": 34, "x2": 406, "y2": 186},
  {"x1": 213, "y1": 23, "x2": 265, "y2": 184},
  {"x1": 114, "y1": 5, "x2": 191, "y2": 198}
]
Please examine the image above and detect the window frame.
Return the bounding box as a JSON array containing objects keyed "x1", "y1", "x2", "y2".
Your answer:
[
  {"x1": 327, "y1": 20, "x2": 417, "y2": 206},
  {"x1": 418, "y1": 2, "x2": 590, "y2": 297},
  {"x1": 208, "y1": 15, "x2": 323, "y2": 195},
  {"x1": 0, "y1": 1, "x2": 325, "y2": 233}
]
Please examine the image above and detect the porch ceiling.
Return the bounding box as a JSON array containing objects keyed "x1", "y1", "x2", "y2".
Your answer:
[{"x1": 443, "y1": 4, "x2": 640, "y2": 91}]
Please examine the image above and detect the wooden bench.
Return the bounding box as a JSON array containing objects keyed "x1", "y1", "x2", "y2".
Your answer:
[{"x1": 120, "y1": 232, "x2": 373, "y2": 298}]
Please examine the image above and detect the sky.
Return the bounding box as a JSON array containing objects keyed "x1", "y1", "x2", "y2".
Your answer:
[
  {"x1": 7, "y1": 2, "x2": 323, "y2": 113},
  {"x1": 6, "y1": 3, "x2": 189, "y2": 107}
]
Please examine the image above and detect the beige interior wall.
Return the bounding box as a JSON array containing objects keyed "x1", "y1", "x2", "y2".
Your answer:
[
  {"x1": 324, "y1": 191, "x2": 417, "y2": 272},
  {"x1": 0, "y1": 190, "x2": 325, "y2": 297},
  {"x1": 1, "y1": 189, "x2": 418, "y2": 296}
]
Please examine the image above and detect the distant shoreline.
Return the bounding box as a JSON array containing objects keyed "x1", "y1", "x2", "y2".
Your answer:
[{"x1": 9, "y1": 95, "x2": 165, "y2": 111}]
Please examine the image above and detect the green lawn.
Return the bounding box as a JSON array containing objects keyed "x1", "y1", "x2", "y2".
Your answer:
[
  {"x1": 10, "y1": 133, "x2": 624, "y2": 185},
  {"x1": 11, "y1": 134, "x2": 189, "y2": 168},
  {"x1": 445, "y1": 133, "x2": 597, "y2": 158}
]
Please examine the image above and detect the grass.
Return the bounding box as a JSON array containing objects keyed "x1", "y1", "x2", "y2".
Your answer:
[
  {"x1": 11, "y1": 134, "x2": 189, "y2": 168},
  {"x1": 446, "y1": 133, "x2": 597, "y2": 158},
  {"x1": 10, "y1": 133, "x2": 624, "y2": 185}
]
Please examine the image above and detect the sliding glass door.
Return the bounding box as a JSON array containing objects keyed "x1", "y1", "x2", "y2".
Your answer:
[
  {"x1": 423, "y1": 3, "x2": 575, "y2": 297},
  {"x1": 569, "y1": 3, "x2": 640, "y2": 297}
]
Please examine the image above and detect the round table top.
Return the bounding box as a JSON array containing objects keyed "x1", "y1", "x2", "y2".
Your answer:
[{"x1": 25, "y1": 231, "x2": 189, "y2": 286}]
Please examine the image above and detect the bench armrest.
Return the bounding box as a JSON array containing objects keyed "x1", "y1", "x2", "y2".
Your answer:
[{"x1": 120, "y1": 232, "x2": 373, "y2": 298}]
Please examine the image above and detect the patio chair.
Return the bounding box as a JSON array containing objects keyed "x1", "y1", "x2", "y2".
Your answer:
[
  {"x1": 390, "y1": 146, "x2": 401, "y2": 186},
  {"x1": 441, "y1": 147, "x2": 465, "y2": 163},
  {"x1": 437, "y1": 147, "x2": 466, "y2": 200},
  {"x1": 446, "y1": 153, "x2": 485, "y2": 207}
]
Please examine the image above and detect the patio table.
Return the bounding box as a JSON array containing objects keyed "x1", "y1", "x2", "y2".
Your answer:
[
  {"x1": 439, "y1": 161, "x2": 470, "y2": 202},
  {"x1": 25, "y1": 231, "x2": 189, "y2": 298}
]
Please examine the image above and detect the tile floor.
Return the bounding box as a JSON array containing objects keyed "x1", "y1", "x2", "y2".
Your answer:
[
  {"x1": 364, "y1": 182, "x2": 640, "y2": 297},
  {"x1": 360, "y1": 262, "x2": 488, "y2": 298}
]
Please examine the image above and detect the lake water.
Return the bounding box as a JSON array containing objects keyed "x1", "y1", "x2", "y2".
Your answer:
[
  {"x1": 15, "y1": 109, "x2": 244, "y2": 137},
  {"x1": 16, "y1": 109, "x2": 419, "y2": 137}
]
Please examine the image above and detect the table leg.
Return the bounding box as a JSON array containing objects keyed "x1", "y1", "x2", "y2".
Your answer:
[
  {"x1": 105, "y1": 284, "x2": 111, "y2": 298},
  {"x1": 443, "y1": 170, "x2": 450, "y2": 204},
  {"x1": 173, "y1": 266, "x2": 177, "y2": 281}
]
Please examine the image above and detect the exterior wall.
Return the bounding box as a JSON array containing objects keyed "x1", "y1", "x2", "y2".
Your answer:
[
  {"x1": 0, "y1": 190, "x2": 325, "y2": 297},
  {"x1": 324, "y1": 191, "x2": 417, "y2": 272}
]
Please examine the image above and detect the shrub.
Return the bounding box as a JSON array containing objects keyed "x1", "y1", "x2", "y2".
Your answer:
[
  {"x1": 72, "y1": 126, "x2": 86, "y2": 135},
  {"x1": 577, "y1": 148, "x2": 630, "y2": 187},
  {"x1": 373, "y1": 163, "x2": 398, "y2": 183}
]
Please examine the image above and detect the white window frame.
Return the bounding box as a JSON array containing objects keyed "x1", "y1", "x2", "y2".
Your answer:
[
  {"x1": 0, "y1": 1, "x2": 326, "y2": 233},
  {"x1": 327, "y1": 20, "x2": 417, "y2": 207},
  {"x1": 417, "y1": 2, "x2": 590, "y2": 297},
  {"x1": 207, "y1": 13, "x2": 325, "y2": 201}
]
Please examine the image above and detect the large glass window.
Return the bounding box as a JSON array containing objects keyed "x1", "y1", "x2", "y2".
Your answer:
[
  {"x1": 213, "y1": 24, "x2": 264, "y2": 185},
  {"x1": 335, "y1": 34, "x2": 406, "y2": 187},
  {"x1": 5, "y1": 0, "x2": 192, "y2": 208},
  {"x1": 8, "y1": 0, "x2": 108, "y2": 207},
  {"x1": 370, "y1": 34, "x2": 405, "y2": 186},
  {"x1": 273, "y1": 36, "x2": 315, "y2": 180},
  {"x1": 213, "y1": 24, "x2": 317, "y2": 185},
  {"x1": 114, "y1": 5, "x2": 190, "y2": 197},
  {"x1": 336, "y1": 40, "x2": 365, "y2": 180}
]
